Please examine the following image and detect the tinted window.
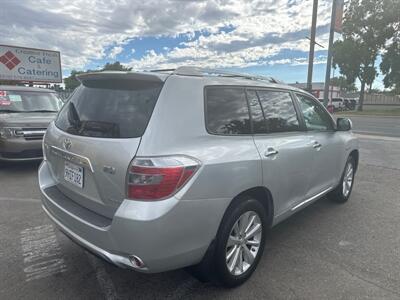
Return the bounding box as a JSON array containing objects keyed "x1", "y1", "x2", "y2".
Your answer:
[
  {"x1": 246, "y1": 90, "x2": 267, "y2": 134},
  {"x1": 296, "y1": 94, "x2": 334, "y2": 131},
  {"x1": 55, "y1": 79, "x2": 163, "y2": 138},
  {"x1": 205, "y1": 87, "x2": 251, "y2": 135},
  {"x1": 256, "y1": 90, "x2": 300, "y2": 133},
  {"x1": 0, "y1": 91, "x2": 62, "y2": 113}
]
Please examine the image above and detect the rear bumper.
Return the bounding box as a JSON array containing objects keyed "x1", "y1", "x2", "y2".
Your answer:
[
  {"x1": 38, "y1": 160, "x2": 230, "y2": 273},
  {"x1": 41, "y1": 204, "x2": 137, "y2": 269},
  {"x1": 0, "y1": 138, "x2": 43, "y2": 161}
]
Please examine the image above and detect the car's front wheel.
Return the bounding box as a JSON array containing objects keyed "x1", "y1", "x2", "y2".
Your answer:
[{"x1": 328, "y1": 155, "x2": 356, "y2": 203}]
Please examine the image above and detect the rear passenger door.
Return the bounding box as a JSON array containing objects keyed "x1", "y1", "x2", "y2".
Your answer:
[{"x1": 248, "y1": 89, "x2": 314, "y2": 217}]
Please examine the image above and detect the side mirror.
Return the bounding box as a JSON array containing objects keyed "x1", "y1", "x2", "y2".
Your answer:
[{"x1": 336, "y1": 118, "x2": 352, "y2": 131}]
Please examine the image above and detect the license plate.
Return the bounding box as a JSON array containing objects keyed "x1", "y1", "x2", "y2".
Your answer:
[{"x1": 64, "y1": 162, "x2": 84, "y2": 188}]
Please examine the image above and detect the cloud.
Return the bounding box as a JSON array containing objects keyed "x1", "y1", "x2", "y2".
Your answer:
[
  {"x1": 1, "y1": 0, "x2": 333, "y2": 73},
  {"x1": 109, "y1": 46, "x2": 123, "y2": 59}
]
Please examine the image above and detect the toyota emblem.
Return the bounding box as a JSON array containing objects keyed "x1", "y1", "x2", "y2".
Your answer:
[{"x1": 63, "y1": 138, "x2": 72, "y2": 150}]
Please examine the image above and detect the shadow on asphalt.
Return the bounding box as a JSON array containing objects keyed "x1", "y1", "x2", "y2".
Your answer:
[
  {"x1": 0, "y1": 160, "x2": 41, "y2": 172},
  {"x1": 0, "y1": 159, "x2": 350, "y2": 298},
  {"x1": 79, "y1": 195, "x2": 342, "y2": 298}
]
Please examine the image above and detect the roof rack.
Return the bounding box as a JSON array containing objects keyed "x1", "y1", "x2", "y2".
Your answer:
[{"x1": 149, "y1": 66, "x2": 283, "y2": 84}]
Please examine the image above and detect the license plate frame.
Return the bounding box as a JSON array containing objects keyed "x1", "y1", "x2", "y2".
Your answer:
[{"x1": 64, "y1": 161, "x2": 84, "y2": 188}]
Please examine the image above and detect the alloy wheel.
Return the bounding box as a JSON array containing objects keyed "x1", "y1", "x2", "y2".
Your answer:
[
  {"x1": 225, "y1": 211, "x2": 262, "y2": 276},
  {"x1": 342, "y1": 162, "x2": 354, "y2": 197}
]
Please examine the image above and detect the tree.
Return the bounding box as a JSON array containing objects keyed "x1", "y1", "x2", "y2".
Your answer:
[
  {"x1": 102, "y1": 61, "x2": 132, "y2": 71},
  {"x1": 332, "y1": 0, "x2": 390, "y2": 110},
  {"x1": 64, "y1": 70, "x2": 86, "y2": 90},
  {"x1": 330, "y1": 76, "x2": 357, "y2": 92},
  {"x1": 0, "y1": 80, "x2": 17, "y2": 85},
  {"x1": 380, "y1": 0, "x2": 400, "y2": 94}
]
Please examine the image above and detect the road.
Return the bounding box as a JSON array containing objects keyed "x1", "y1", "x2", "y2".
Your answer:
[
  {"x1": 0, "y1": 115, "x2": 400, "y2": 299},
  {"x1": 343, "y1": 115, "x2": 400, "y2": 138}
]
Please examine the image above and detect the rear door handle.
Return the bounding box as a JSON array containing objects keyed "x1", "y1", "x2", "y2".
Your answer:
[{"x1": 264, "y1": 147, "x2": 279, "y2": 157}]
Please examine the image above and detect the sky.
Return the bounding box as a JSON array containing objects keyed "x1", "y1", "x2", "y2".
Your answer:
[{"x1": 1, "y1": 0, "x2": 343, "y2": 84}]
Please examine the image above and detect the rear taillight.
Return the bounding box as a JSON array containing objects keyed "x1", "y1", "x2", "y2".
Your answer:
[{"x1": 127, "y1": 156, "x2": 200, "y2": 201}]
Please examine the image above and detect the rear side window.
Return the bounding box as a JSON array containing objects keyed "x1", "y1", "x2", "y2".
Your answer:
[
  {"x1": 256, "y1": 90, "x2": 300, "y2": 133},
  {"x1": 55, "y1": 79, "x2": 163, "y2": 138},
  {"x1": 205, "y1": 87, "x2": 251, "y2": 135},
  {"x1": 246, "y1": 90, "x2": 267, "y2": 134}
]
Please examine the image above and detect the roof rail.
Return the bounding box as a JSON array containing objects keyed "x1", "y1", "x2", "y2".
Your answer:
[{"x1": 149, "y1": 66, "x2": 283, "y2": 84}]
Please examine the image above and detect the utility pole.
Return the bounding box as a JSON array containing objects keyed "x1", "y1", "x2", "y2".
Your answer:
[
  {"x1": 323, "y1": 0, "x2": 338, "y2": 107},
  {"x1": 307, "y1": 0, "x2": 318, "y2": 93}
]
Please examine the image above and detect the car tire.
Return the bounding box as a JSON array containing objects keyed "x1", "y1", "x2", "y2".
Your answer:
[
  {"x1": 328, "y1": 156, "x2": 356, "y2": 203},
  {"x1": 190, "y1": 196, "x2": 267, "y2": 287}
]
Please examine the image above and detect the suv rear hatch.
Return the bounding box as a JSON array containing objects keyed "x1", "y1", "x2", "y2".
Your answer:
[{"x1": 44, "y1": 72, "x2": 166, "y2": 219}]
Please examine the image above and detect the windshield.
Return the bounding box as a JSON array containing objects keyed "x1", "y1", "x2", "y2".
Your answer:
[
  {"x1": 55, "y1": 79, "x2": 163, "y2": 138},
  {"x1": 0, "y1": 90, "x2": 63, "y2": 113}
]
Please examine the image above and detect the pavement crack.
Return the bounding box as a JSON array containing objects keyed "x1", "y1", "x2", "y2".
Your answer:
[
  {"x1": 339, "y1": 266, "x2": 400, "y2": 297},
  {"x1": 277, "y1": 243, "x2": 400, "y2": 297}
]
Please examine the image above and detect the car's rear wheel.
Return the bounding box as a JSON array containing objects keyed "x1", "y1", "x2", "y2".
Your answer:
[
  {"x1": 328, "y1": 156, "x2": 356, "y2": 203},
  {"x1": 190, "y1": 196, "x2": 267, "y2": 287}
]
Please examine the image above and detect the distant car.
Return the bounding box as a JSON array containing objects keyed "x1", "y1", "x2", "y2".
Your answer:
[
  {"x1": 331, "y1": 98, "x2": 345, "y2": 111},
  {"x1": 349, "y1": 98, "x2": 358, "y2": 110},
  {"x1": 0, "y1": 85, "x2": 63, "y2": 161},
  {"x1": 39, "y1": 68, "x2": 359, "y2": 287}
]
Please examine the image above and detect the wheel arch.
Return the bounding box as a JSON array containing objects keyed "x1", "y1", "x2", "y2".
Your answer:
[
  {"x1": 349, "y1": 149, "x2": 359, "y2": 172},
  {"x1": 227, "y1": 186, "x2": 274, "y2": 228}
]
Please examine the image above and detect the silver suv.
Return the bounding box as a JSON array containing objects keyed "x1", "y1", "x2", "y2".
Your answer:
[{"x1": 39, "y1": 67, "x2": 359, "y2": 287}]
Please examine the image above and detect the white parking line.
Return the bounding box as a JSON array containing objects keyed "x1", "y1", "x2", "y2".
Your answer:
[
  {"x1": 85, "y1": 252, "x2": 119, "y2": 300},
  {"x1": 0, "y1": 197, "x2": 40, "y2": 203},
  {"x1": 20, "y1": 225, "x2": 67, "y2": 282}
]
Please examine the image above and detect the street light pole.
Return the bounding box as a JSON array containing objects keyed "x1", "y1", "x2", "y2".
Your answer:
[
  {"x1": 323, "y1": 0, "x2": 338, "y2": 107},
  {"x1": 307, "y1": 0, "x2": 318, "y2": 93}
]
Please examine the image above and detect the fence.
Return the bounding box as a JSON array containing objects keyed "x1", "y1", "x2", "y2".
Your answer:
[
  {"x1": 344, "y1": 92, "x2": 400, "y2": 104},
  {"x1": 363, "y1": 94, "x2": 400, "y2": 105}
]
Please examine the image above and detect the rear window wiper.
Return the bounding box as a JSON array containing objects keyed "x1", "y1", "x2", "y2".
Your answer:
[{"x1": 67, "y1": 102, "x2": 81, "y2": 129}]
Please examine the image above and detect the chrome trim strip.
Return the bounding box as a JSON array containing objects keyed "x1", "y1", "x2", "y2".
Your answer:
[
  {"x1": 49, "y1": 145, "x2": 94, "y2": 172},
  {"x1": 23, "y1": 130, "x2": 46, "y2": 135},
  {"x1": 291, "y1": 186, "x2": 333, "y2": 211}
]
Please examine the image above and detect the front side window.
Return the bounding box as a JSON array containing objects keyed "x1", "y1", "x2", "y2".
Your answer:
[
  {"x1": 256, "y1": 90, "x2": 300, "y2": 133},
  {"x1": 296, "y1": 93, "x2": 334, "y2": 131},
  {"x1": 205, "y1": 87, "x2": 251, "y2": 135}
]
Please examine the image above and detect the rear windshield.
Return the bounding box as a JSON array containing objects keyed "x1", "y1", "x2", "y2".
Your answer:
[
  {"x1": 55, "y1": 79, "x2": 163, "y2": 138},
  {"x1": 0, "y1": 90, "x2": 62, "y2": 113}
]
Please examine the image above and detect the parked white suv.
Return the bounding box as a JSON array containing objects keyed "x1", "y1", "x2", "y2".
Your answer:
[{"x1": 39, "y1": 67, "x2": 359, "y2": 287}]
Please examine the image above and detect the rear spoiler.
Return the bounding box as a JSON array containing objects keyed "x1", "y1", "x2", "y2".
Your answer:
[{"x1": 77, "y1": 71, "x2": 168, "y2": 83}]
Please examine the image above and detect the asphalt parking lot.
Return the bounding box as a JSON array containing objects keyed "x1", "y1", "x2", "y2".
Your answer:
[{"x1": 1, "y1": 116, "x2": 400, "y2": 299}]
